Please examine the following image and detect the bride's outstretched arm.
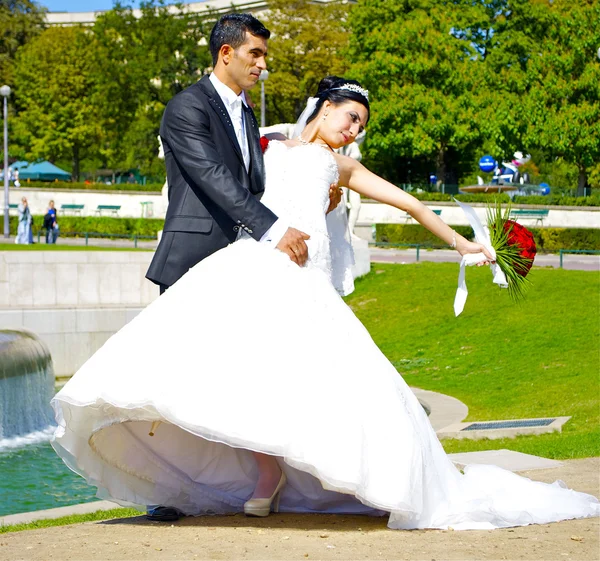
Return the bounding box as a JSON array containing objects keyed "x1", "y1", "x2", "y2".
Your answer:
[{"x1": 337, "y1": 156, "x2": 493, "y2": 260}]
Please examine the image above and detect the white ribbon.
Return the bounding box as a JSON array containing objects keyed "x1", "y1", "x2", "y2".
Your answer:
[{"x1": 454, "y1": 199, "x2": 507, "y2": 316}]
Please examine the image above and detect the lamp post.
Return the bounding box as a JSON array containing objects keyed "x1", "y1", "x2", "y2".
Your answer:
[
  {"x1": 259, "y1": 70, "x2": 269, "y2": 128},
  {"x1": 1, "y1": 85, "x2": 10, "y2": 239}
]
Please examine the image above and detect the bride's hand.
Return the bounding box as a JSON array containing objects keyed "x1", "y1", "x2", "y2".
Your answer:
[
  {"x1": 456, "y1": 238, "x2": 495, "y2": 266},
  {"x1": 326, "y1": 182, "x2": 343, "y2": 214}
]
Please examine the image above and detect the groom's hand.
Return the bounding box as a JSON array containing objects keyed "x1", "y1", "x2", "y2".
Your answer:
[{"x1": 277, "y1": 227, "x2": 310, "y2": 266}]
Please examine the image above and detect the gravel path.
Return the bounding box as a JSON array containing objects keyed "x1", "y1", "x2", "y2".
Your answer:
[{"x1": 2, "y1": 458, "x2": 598, "y2": 561}]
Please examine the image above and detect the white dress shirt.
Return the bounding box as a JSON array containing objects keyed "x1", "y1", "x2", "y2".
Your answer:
[{"x1": 209, "y1": 73, "x2": 287, "y2": 247}]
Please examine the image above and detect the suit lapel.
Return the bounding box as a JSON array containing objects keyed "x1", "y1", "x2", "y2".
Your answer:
[
  {"x1": 243, "y1": 104, "x2": 265, "y2": 194},
  {"x1": 198, "y1": 76, "x2": 245, "y2": 167}
]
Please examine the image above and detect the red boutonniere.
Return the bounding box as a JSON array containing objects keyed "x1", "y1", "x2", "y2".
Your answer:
[{"x1": 259, "y1": 136, "x2": 270, "y2": 154}]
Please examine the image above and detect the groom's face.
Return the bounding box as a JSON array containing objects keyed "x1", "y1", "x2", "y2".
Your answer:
[{"x1": 225, "y1": 32, "x2": 268, "y2": 93}]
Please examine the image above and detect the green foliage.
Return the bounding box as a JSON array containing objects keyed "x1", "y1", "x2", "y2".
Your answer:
[
  {"x1": 345, "y1": 263, "x2": 600, "y2": 459},
  {"x1": 402, "y1": 191, "x2": 600, "y2": 206},
  {"x1": 91, "y1": 0, "x2": 212, "y2": 175},
  {"x1": 0, "y1": 243, "x2": 150, "y2": 251},
  {"x1": 262, "y1": 0, "x2": 351, "y2": 125},
  {"x1": 533, "y1": 227, "x2": 600, "y2": 252},
  {"x1": 377, "y1": 223, "x2": 474, "y2": 246},
  {"x1": 0, "y1": 508, "x2": 139, "y2": 533},
  {"x1": 492, "y1": 0, "x2": 600, "y2": 193},
  {"x1": 513, "y1": 194, "x2": 600, "y2": 207},
  {"x1": 347, "y1": 0, "x2": 486, "y2": 184},
  {"x1": 20, "y1": 181, "x2": 163, "y2": 192},
  {"x1": 376, "y1": 223, "x2": 600, "y2": 251},
  {"x1": 9, "y1": 215, "x2": 164, "y2": 237},
  {"x1": 12, "y1": 26, "x2": 100, "y2": 180},
  {"x1": 0, "y1": 0, "x2": 46, "y2": 86}
]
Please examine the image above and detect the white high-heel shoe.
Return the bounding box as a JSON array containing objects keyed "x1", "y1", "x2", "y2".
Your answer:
[{"x1": 243, "y1": 471, "x2": 287, "y2": 517}]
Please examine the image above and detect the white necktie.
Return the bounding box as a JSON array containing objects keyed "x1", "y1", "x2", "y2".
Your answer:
[{"x1": 231, "y1": 99, "x2": 250, "y2": 172}]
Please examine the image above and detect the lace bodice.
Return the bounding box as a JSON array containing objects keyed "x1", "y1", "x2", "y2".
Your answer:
[{"x1": 260, "y1": 141, "x2": 354, "y2": 294}]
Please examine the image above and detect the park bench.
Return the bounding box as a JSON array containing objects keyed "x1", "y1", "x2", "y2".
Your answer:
[
  {"x1": 61, "y1": 204, "x2": 85, "y2": 216},
  {"x1": 403, "y1": 208, "x2": 442, "y2": 222},
  {"x1": 95, "y1": 204, "x2": 121, "y2": 217},
  {"x1": 509, "y1": 208, "x2": 549, "y2": 225}
]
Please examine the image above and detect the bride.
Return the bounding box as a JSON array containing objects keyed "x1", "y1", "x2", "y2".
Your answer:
[{"x1": 51, "y1": 76, "x2": 598, "y2": 530}]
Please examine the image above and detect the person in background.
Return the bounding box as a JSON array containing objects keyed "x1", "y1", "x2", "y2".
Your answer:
[
  {"x1": 15, "y1": 197, "x2": 31, "y2": 244},
  {"x1": 44, "y1": 200, "x2": 59, "y2": 244}
]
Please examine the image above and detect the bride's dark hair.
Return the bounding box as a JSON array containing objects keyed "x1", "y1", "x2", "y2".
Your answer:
[{"x1": 305, "y1": 76, "x2": 370, "y2": 126}]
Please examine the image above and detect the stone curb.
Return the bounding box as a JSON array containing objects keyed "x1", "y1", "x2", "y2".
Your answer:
[{"x1": 0, "y1": 500, "x2": 127, "y2": 527}]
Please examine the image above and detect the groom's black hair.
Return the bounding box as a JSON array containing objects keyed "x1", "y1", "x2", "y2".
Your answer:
[{"x1": 209, "y1": 14, "x2": 271, "y2": 66}]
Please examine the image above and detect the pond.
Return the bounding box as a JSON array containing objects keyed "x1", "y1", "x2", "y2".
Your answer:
[{"x1": 0, "y1": 330, "x2": 99, "y2": 517}]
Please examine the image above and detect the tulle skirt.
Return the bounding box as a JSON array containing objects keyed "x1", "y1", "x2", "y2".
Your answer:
[{"x1": 52, "y1": 239, "x2": 599, "y2": 529}]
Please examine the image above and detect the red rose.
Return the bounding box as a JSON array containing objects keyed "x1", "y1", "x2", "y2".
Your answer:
[
  {"x1": 503, "y1": 220, "x2": 537, "y2": 276},
  {"x1": 259, "y1": 136, "x2": 269, "y2": 154}
]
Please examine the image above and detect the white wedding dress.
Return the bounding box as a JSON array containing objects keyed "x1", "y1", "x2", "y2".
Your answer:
[{"x1": 51, "y1": 141, "x2": 599, "y2": 530}]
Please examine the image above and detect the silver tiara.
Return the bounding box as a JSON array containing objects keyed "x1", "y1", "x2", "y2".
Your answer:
[{"x1": 331, "y1": 83, "x2": 369, "y2": 101}]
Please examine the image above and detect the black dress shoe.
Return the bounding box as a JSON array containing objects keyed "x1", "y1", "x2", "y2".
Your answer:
[{"x1": 146, "y1": 506, "x2": 183, "y2": 521}]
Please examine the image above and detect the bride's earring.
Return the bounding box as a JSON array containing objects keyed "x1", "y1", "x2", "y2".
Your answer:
[{"x1": 323, "y1": 112, "x2": 328, "y2": 120}]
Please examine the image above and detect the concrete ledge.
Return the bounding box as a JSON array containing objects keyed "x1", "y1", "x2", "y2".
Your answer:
[
  {"x1": 411, "y1": 387, "x2": 468, "y2": 431},
  {"x1": 0, "y1": 500, "x2": 127, "y2": 527},
  {"x1": 0, "y1": 307, "x2": 145, "y2": 377},
  {"x1": 448, "y1": 449, "x2": 563, "y2": 472},
  {"x1": 438, "y1": 416, "x2": 571, "y2": 440}
]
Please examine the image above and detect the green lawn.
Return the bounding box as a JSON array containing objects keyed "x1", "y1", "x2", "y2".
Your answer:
[
  {"x1": 0, "y1": 508, "x2": 140, "y2": 534},
  {"x1": 0, "y1": 244, "x2": 150, "y2": 252},
  {"x1": 345, "y1": 262, "x2": 600, "y2": 459}
]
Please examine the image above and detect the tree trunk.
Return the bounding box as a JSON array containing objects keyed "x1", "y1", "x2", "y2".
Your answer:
[
  {"x1": 577, "y1": 167, "x2": 587, "y2": 197},
  {"x1": 72, "y1": 144, "x2": 80, "y2": 182},
  {"x1": 436, "y1": 144, "x2": 446, "y2": 190}
]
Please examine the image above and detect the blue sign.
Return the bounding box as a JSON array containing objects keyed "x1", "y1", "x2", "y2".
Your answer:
[
  {"x1": 539, "y1": 183, "x2": 550, "y2": 196},
  {"x1": 479, "y1": 155, "x2": 496, "y2": 173}
]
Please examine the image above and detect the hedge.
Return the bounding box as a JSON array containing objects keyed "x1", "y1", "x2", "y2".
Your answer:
[
  {"x1": 9, "y1": 215, "x2": 164, "y2": 238},
  {"x1": 16, "y1": 181, "x2": 163, "y2": 192},
  {"x1": 12, "y1": 181, "x2": 600, "y2": 206},
  {"x1": 376, "y1": 224, "x2": 600, "y2": 252},
  {"x1": 407, "y1": 192, "x2": 600, "y2": 207}
]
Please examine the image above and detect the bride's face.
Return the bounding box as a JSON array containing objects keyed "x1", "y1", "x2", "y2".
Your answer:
[{"x1": 319, "y1": 100, "x2": 368, "y2": 149}]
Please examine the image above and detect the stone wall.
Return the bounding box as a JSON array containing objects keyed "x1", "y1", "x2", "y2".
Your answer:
[
  {"x1": 1, "y1": 186, "x2": 166, "y2": 219},
  {"x1": 0, "y1": 252, "x2": 158, "y2": 377},
  {"x1": 356, "y1": 202, "x2": 600, "y2": 239}
]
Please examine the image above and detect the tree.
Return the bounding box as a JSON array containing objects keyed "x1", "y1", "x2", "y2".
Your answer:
[
  {"x1": 346, "y1": 0, "x2": 488, "y2": 186},
  {"x1": 0, "y1": 0, "x2": 46, "y2": 86},
  {"x1": 91, "y1": 0, "x2": 212, "y2": 176},
  {"x1": 522, "y1": 0, "x2": 600, "y2": 195},
  {"x1": 484, "y1": 0, "x2": 600, "y2": 195},
  {"x1": 262, "y1": 0, "x2": 351, "y2": 126},
  {"x1": 12, "y1": 26, "x2": 100, "y2": 180}
]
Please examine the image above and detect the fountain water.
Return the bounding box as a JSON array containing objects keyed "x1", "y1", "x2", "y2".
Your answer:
[
  {"x1": 0, "y1": 329, "x2": 100, "y2": 517},
  {"x1": 0, "y1": 330, "x2": 55, "y2": 449}
]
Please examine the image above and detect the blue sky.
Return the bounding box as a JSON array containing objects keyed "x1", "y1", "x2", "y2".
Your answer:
[{"x1": 41, "y1": 0, "x2": 182, "y2": 12}]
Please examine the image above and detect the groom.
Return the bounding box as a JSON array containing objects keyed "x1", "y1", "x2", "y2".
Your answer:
[
  {"x1": 147, "y1": 13, "x2": 313, "y2": 294},
  {"x1": 146, "y1": 13, "x2": 339, "y2": 522}
]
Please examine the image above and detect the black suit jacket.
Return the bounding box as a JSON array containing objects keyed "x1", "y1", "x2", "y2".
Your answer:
[{"x1": 146, "y1": 75, "x2": 277, "y2": 287}]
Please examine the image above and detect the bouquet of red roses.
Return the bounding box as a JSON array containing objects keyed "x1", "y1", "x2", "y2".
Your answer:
[
  {"x1": 487, "y1": 202, "x2": 537, "y2": 301},
  {"x1": 453, "y1": 199, "x2": 537, "y2": 315}
]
